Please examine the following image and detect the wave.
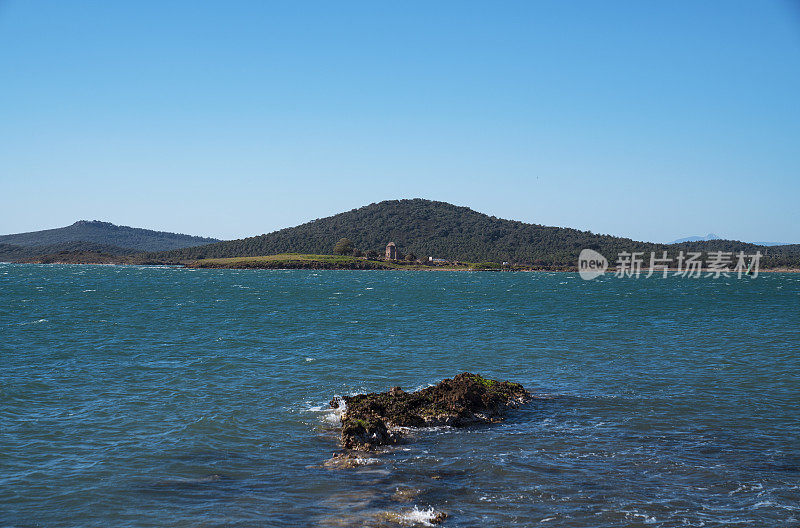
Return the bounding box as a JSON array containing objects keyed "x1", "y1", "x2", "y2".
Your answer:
[
  {"x1": 14, "y1": 318, "x2": 48, "y2": 326},
  {"x1": 400, "y1": 506, "x2": 441, "y2": 526}
]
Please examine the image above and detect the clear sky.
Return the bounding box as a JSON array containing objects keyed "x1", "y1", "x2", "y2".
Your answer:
[{"x1": 1, "y1": 1, "x2": 798, "y2": 243}]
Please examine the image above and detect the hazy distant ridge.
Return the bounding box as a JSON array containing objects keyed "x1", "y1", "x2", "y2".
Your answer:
[
  {"x1": 671, "y1": 233, "x2": 720, "y2": 244},
  {"x1": 0, "y1": 220, "x2": 220, "y2": 253}
]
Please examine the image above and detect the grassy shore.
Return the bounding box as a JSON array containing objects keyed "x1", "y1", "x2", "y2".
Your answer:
[
  {"x1": 185, "y1": 253, "x2": 508, "y2": 271},
  {"x1": 21, "y1": 251, "x2": 796, "y2": 273}
]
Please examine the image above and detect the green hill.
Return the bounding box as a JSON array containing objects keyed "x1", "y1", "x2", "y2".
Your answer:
[
  {"x1": 0, "y1": 241, "x2": 134, "y2": 263},
  {"x1": 154, "y1": 199, "x2": 800, "y2": 268},
  {"x1": 0, "y1": 220, "x2": 219, "y2": 253}
]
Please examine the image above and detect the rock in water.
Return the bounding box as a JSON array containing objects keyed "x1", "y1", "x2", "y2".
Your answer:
[{"x1": 331, "y1": 372, "x2": 530, "y2": 450}]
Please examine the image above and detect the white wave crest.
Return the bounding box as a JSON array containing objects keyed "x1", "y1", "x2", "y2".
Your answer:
[{"x1": 400, "y1": 506, "x2": 438, "y2": 526}]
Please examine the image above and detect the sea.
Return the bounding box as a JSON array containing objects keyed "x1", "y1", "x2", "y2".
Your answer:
[{"x1": 1, "y1": 263, "x2": 799, "y2": 527}]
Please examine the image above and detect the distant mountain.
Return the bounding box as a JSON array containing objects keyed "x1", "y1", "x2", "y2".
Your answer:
[
  {"x1": 671, "y1": 233, "x2": 721, "y2": 244},
  {"x1": 0, "y1": 220, "x2": 220, "y2": 253},
  {"x1": 752, "y1": 241, "x2": 794, "y2": 247},
  {"x1": 0, "y1": 241, "x2": 133, "y2": 263},
  {"x1": 153, "y1": 199, "x2": 800, "y2": 268},
  {"x1": 673, "y1": 233, "x2": 794, "y2": 247}
]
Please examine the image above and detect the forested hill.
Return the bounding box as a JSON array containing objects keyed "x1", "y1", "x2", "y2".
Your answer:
[
  {"x1": 0, "y1": 220, "x2": 220, "y2": 253},
  {"x1": 0, "y1": 242, "x2": 133, "y2": 263},
  {"x1": 154, "y1": 199, "x2": 800, "y2": 267}
]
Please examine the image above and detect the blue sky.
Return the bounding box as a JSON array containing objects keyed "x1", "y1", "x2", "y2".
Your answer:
[{"x1": 1, "y1": 1, "x2": 798, "y2": 243}]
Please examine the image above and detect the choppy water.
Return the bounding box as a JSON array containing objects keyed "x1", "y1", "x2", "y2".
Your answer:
[{"x1": 1, "y1": 264, "x2": 799, "y2": 527}]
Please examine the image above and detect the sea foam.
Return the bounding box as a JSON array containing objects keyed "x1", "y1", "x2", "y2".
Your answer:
[{"x1": 400, "y1": 506, "x2": 439, "y2": 526}]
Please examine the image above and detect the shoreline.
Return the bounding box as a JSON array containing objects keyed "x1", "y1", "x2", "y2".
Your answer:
[{"x1": 5, "y1": 260, "x2": 800, "y2": 273}]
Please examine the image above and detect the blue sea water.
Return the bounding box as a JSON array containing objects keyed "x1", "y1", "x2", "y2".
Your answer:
[{"x1": 1, "y1": 263, "x2": 799, "y2": 527}]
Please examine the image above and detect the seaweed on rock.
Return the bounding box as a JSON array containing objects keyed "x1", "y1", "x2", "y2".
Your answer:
[{"x1": 330, "y1": 373, "x2": 530, "y2": 450}]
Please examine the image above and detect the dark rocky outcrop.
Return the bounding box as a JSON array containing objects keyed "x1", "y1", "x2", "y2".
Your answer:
[{"x1": 331, "y1": 373, "x2": 530, "y2": 450}]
